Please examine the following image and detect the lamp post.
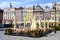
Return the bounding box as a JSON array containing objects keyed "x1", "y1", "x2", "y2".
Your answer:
[
  {"x1": 55, "y1": 3, "x2": 56, "y2": 33},
  {"x1": 53, "y1": 3, "x2": 56, "y2": 33}
]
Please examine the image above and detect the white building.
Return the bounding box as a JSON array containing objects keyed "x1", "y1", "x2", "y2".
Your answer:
[
  {"x1": 33, "y1": 4, "x2": 44, "y2": 20},
  {"x1": 44, "y1": 6, "x2": 50, "y2": 20},
  {"x1": 2, "y1": 4, "x2": 15, "y2": 24}
]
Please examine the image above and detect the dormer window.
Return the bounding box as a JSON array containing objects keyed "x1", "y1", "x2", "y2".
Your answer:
[{"x1": 35, "y1": 4, "x2": 43, "y2": 11}]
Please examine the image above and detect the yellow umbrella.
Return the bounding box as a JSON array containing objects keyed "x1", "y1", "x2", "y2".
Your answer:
[
  {"x1": 24, "y1": 18, "x2": 27, "y2": 28},
  {"x1": 44, "y1": 18, "x2": 46, "y2": 31},
  {"x1": 47, "y1": 20, "x2": 49, "y2": 28},
  {"x1": 31, "y1": 15, "x2": 37, "y2": 30},
  {"x1": 14, "y1": 12, "x2": 16, "y2": 29},
  {"x1": 39, "y1": 17, "x2": 41, "y2": 28}
]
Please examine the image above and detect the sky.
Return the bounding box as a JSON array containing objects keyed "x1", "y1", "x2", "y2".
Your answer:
[{"x1": 0, "y1": 0, "x2": 60, "y2": 9}]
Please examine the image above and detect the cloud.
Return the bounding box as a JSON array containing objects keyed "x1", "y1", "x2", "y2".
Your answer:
[
  {"x1": 41, "y1": 2, "x2": 60, "y2": 9},
  {"x1": 57, "y1": 2, "x2": 60, "y2": 4},
  {"x1": 25, "y1": 3, "x2": 53, "y2": 9},
  {"x1": 0, "y1": 1, "x2": 21, "y2": 9},
  {"x1": 25, "y1": 5, "x2": 33, "y2": 8},
  {"x1": 0, "y1": 1, "x2": 60, "y2": 9},
  {"x1": 40, "y1": 3, "x2": 53, "y2": 9},
  {"x1": 0, "y1": 0, "x2": 39, "y2": 9},
  {"x1": 0, "y1": 0, "x2": 37, "y2": 9}
]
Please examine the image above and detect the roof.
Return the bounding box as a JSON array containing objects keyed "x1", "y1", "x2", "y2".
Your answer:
[
  {"x1": 0, "y1": 9, "x2": 3, "y2": 13},
  {"x1": 35, "y1": 4, "x2": 44, "y2": 11},
  {"x1": 15, "y1": 7, "x2": 24, "y2": 10}
]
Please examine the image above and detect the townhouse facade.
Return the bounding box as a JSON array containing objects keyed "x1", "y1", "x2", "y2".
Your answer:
[
  {"x1": 2, "y1": 4, "x2": 15, "y2": 24},
  {"x1": 0, "y1": 9, "x2": 3, "y2": 24},
  {"x1": 15, "y1": 7, "x2": 24, "y2": 24},
  {"x1": 33, "y1": 4, "x2": 44, "y2": 20},
  {"x1": 2, "y1": 3, "x2": 60, "y2": 27},
  {"x1": 50, "y1": 3, "x2": 60, "y2": 26},
  {"x1": 22, "y1": 7, "x2": 33, "y2": 21},
  {"x1": 44, "y1": 6, "x2": 50, "y2": 20}
]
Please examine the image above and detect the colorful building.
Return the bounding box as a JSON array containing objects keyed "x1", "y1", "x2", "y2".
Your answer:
[
  {"x1": 50, "y1": 3, "x2": 60, "y2": 26},
  {"x1": 2, "y1": 4, "x2": 15, "y2": 24},
  {"x1": 33, "y1": 4, "x2": 44, "y2": 20},
  {"x1": 44, "y1": 6, "x2": 50, "y2": 20},
  {"x1": 15, "y1": 7, "x2": 24, "y2": 24},
  {"x1": 0, "y1": 9, "x2": 3, "y2": 24}
]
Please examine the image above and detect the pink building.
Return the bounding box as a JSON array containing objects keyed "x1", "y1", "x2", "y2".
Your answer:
[{"x1": 15, "y1": 7, "x2": 24, "y2": 25}]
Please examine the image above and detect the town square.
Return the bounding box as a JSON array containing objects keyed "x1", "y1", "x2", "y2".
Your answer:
[{"x1": 0, "y1": 0, "x2": 60, "y2": 40}]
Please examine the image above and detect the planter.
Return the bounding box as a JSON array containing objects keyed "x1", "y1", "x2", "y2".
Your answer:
[
  {"x1": 28, "y1": 30, "x2": 35, "y2": 37},
  {"x1": 4, "y1": 28, "x2": 13, "y2": 35},
  {"x1": 28, "y1": 29, "x2": 44, "y2": 37}
]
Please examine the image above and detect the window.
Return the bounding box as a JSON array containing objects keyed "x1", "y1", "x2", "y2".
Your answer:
[
  {"x1": 56, "y1": 12, "x2": 59, "y2": 14},
  {"x1": 37, "y1": 16, "x2": 39, "y2": 20},
  {"x1": 59, "y1": 17, "x2": 60, "y2": 21},
  {"x1": 52, "y1": 17, "x2": 55, "y2": 20},
  {"x1": 51, "y1": 12, "x2": 55, "y2": 15}
]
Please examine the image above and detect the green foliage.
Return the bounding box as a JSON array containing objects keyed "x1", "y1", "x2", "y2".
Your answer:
[
  {"x1": 53, "y1": 26, "x2": 60, "y2": 31},
  {"x1": 5, "y1": 28, "x2": 13, "y2": 35},
  {"x1": 31, "y1": 30, "x2": 35, "y2": 33},
  {"x1": 57, "y1": 26, "x2": 60, "y2": 31}
]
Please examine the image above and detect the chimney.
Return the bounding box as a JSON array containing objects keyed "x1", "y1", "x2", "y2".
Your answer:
[{"x1": 33, "y1": 5, "x2": 35, "y2": 10}]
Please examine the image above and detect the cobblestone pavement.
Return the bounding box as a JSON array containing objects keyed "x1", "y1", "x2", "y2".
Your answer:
[{"x1": 0, "y1": 31, "x2": 60, "y2": 40}]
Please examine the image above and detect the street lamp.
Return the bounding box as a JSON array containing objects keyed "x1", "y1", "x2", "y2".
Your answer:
[
  {"x1": 53, "y1": 2, "x2": 56, "y2": 33},
  {"x1": 55, "y1": 3, "x2": 57, "y2": 33}
]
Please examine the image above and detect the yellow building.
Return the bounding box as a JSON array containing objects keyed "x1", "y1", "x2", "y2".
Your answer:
[
  {"x1": 26, "y1": 7, "x2": 33, "y2": 21},
  {"x1": 50, "y1": 3, "x2": 60, "y2": 26}
]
